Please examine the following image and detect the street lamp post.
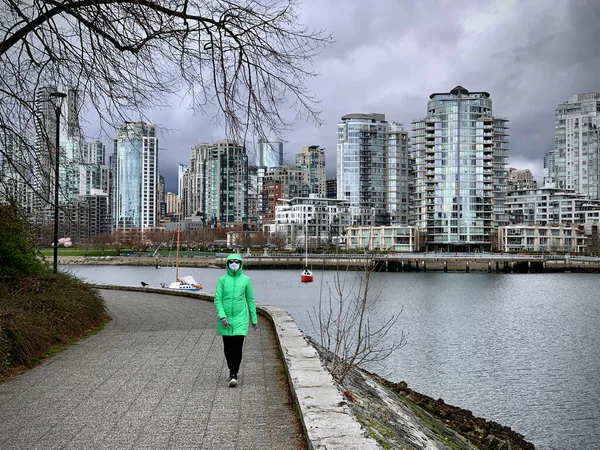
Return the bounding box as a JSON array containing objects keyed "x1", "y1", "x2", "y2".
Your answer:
[{"x1": 49, "y1": 91, "x2": 66, "y2": 274}]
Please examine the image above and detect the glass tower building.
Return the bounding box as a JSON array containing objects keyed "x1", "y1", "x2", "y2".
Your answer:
[
  {"x1": 208, "y1": 140, "x2": 248, "y2": 228},
  {"x1": 112, "y1": 121, "x2": 158, "y2": 231},
  {"x1": 0, "y1": 130, "x2": 33, "y2": 212},
  {"x1": 296, "y1": 145, "x2": 326, "y2": 197},
  {"x1": 182, "y1": 140, "x2": 248, "y2": 229},
  {"x1": 256, "y1": 137, "x2": 283, "y2": 168},
  {"x1": 387, "y1": 122, "x2": 410, "y2": 225},
  {"x1": 554, "y1": 92, "x2": 600, "y2": 199},
  {"x1": 33, "y1": 85, "x2": 60, "y2": 207},
  {"x1": 337, "y1": 113, "x2": 389, "y2": 226},
  {"x1": 411, "y1": 86, "x2": 509, "y2": 251}
]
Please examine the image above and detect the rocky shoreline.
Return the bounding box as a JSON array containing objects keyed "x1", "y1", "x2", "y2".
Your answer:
[
  {"x1": 371, "y1": 373, "x2": 534, "y2": 449},
  {"x1": 312, "y1": 344, "x2": 535, "y2": 449}
]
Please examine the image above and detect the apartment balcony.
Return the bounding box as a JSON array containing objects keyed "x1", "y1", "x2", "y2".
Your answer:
[{"x1": 359, "y1": 129, "x2": 377, "y2": 136}]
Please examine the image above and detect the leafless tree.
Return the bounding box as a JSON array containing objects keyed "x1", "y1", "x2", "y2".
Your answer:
[
  {"x1": 0, "y1": 0, "x2": 331, "y2": 204},
  {"x1": 107, "y1": 232, "x2": 124, "y2": 255},
  {"x1": 268, "y1": 230, "x2": 287, "y2": 249},
  {"x1": 93, "y1": 233, "x2": 112, "y2": 254},
  {"x1": 250, "y1": 231, "x2": 267, "y2": 247},
  {"x1": 309, "y1": 256, "x2": 407, "y2": 384},
  {"x1": 80, "y1": 237, "x2": 92, "y2": 253}
]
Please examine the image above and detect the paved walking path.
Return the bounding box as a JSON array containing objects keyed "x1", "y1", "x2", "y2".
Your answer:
[{"x1": 0, "y1": 290, "x2": 306, "y2": 450}]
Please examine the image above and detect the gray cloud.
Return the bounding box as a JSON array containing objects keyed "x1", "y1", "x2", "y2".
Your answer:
[{"x1": 136, "y1": 0, "x2": 600, "y2": 191}]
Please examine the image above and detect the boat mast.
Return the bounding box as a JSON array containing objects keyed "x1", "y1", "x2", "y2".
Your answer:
[
  {"x1": 305, "y1": 217, "x2": 308, "y2": 268},
  {"x1": 175, "y1": 207, "x2": 181, "y2": 281}
]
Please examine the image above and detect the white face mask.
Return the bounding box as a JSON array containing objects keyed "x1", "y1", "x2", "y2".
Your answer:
[{"x1": 228, "y1": 262, "x2": 240, "y2": 272}]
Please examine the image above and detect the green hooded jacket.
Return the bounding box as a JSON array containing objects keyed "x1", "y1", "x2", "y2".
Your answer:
[{"x1": 214, "y1": 253, "x2": 257, "y2": 336}]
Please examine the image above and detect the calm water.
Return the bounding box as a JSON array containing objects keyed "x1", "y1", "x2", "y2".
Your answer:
[{"x1": 63, "y1": 264, "x2": 600, "y2": 450}]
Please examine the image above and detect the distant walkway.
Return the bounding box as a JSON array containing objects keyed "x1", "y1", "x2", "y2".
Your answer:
[{"x1": 0, "y1": 290, "x2": 306, "y2": 449}]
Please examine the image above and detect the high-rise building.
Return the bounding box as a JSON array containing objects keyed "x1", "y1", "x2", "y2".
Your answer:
[
  {"x1": 178, "y1": 162, "x2": 186, "y2": 203},
  {"x1": 81, "y1": 140, "x2": 109, "y2": 194},
  {"x1": 296, "y1": 145, "x2": 326, "y2": 197},
  {"x1": 33, "y1": 86, "x2": 61, "y2": 207},
  {"x1": 337, "y1": 113, "x2": 389, "y2": 226},
  {"x1": 554, "y1": 92, "x2": 600, "y2": 199},
  {"x1": 0, "y1": 131, "x2": 33, "y2": 212},
  {"x1": 58, "y1": 90, "x2": 85, "y2": 203},
  {"x1": 411, "y1": 86, "x2": 509, "y2": 251},
  {"x1": 256, "y1": 137, "x2": 283, "y2": 168},
  {"x1": 182, "y1": 140, "x2": 249, "y2": 229},
  {"x1": 112, "y1": 121, "x2": 159, "y2": 231},
  {"x1": 248, "y1": 165, "x2": 266, "y2": 230},
  {"x1": 60, "y1": 138, "x2": 84, "y2": 202},
  {"x1": 387, "y1": 122, "x2": 411, "y2": 225},
  {"x1": 208, "y1": 140, "x2": 248, "y2": 228},
  {"x1": 66, "y1": 88, "x2": 82, "y2": 140},
  {"x1": 30, "y1": 86, "x2": 111, "y2": 241},
  {"x1": 181, "y1": 143, "x2": 211, "y2": 223}
]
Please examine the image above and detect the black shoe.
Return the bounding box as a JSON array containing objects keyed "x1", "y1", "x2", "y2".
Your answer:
[{"x1": 228, "y1": 374, "x2": 238, "y2": 387}]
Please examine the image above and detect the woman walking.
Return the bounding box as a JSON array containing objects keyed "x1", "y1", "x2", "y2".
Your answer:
[{"x1": 214, "y1": 253, "x2": 258, "y2": 387}]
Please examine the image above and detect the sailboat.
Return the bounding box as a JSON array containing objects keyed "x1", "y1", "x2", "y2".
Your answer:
[
  {"x1": 167, "y1": 211, "x2": 203, "y2": 291},
  {"x1": 301, "y1": 223, "x2": 313, "y2": 283}
]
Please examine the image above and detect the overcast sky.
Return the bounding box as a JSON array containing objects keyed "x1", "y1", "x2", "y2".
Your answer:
[{"x1": 141, "y1": 0, "x2": 600, "y2": 193}]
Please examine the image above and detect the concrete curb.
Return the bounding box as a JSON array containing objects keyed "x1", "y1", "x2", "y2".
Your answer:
[
  {"x1": 92, "y1": 285, "x2": 381, "y2": 449},
  {"x1": 259, "y1": 305, "x2": 381, "y2": 450}
]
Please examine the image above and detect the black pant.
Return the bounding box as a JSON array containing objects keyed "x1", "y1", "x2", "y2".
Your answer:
[{"x1": 222, "y1": 335, "x2": 245, "y2": 375}]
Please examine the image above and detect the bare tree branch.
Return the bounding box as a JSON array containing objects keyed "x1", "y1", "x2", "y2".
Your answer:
[
  {"x1": 0, "y1": 0, "x2": 331, "y2": 205},
  {"x1": 308, "y1": 257, "x2": 408, "y2": 385}
]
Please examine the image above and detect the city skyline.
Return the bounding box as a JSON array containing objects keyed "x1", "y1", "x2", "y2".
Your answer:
[{"x1": 120, "y1": 0, "x2": 600, "y2": 193}]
